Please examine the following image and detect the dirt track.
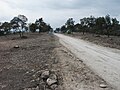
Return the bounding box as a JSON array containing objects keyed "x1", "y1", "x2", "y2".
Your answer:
[{"x1": 55, "y1": 33, "x2": 120, "y2": 90}]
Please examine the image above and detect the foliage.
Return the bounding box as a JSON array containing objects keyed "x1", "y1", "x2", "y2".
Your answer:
[
  {"x1": 59, "y1": 15, "x2": 120, "y2": 37},
  {"x1": 29, "y1": 23, "x2": 37, "y2": 33},
  {"x1": 0, "y1": 14, "x2": 120, "y2": 37},
  {"x1": 61, "y1": 25, "x2": 67, "y2": 33},
  {"x1": 0, "y1": 22, "x2": 11, "y2": 35},
  {"x1": 65, "y1": 18, "x2": 75, "y2": 33},
  {"x1": 35, "y1": 18, "x2": 52, "y2": 33},
  {"x1": 54, "y1": 28, "x2": 61, "y2": 33},
  {"x1": 10, "y1": 15, "x2": 28, "y2": 38}
]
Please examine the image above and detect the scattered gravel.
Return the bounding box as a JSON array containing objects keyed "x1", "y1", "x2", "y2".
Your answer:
[{"x1": 0, "y1": 33, "x2": 61, "y2": 90}]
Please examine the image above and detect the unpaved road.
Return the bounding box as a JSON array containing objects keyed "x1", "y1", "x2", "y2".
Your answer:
[{"x1": 55, "y1": 34, "x2": 120, "y2": 90}]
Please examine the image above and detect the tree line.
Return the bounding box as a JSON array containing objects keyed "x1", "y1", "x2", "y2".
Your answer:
[
  {"x1": 55, "y1": 15, "x2": 120, "y2": 37},
  {"x1": 29, "y1": 18, "x2": 52, "y2": 33},
  {"x1": 1, "y1": 14, "x2": 120, "y2": 38},
  {"x1": 0, "y1": 15, "x2": 53, "y2": 38}
]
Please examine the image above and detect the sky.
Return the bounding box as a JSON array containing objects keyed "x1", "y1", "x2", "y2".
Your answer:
[{"x1": 0, "y1": 0, "x2": 120, "y2": 29}]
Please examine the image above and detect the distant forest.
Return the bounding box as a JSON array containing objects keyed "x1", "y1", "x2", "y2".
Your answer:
[
  {"x1": 0, "y1": 15, "x2": 52, "y2": 38},
  {"x1": 0, "y1": 14, "x2": 120, "y2": 38},
  {"x1": 55, "y1": 14, "x2": 120, "y2": 37}
]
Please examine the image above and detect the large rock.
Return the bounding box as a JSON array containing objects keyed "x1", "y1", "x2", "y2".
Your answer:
[
  {"x1": 14, "y1": 45, "x2": 19, "y2": 48},
  {"x1": 46, "y1": 73, "x2": 58, "y2": 86},
  {"x1": 46, "y1": 78, "x2": 57, "y2": 86},
  {"x1": 100, "y1": 84, "x2": 107, "y2": 88},
  {"x1": 41, "y1": 70, "x2": 50, "y2": 79},
  {"x1": 49, "y1": 74, "x2": 57, "y2": 80}
]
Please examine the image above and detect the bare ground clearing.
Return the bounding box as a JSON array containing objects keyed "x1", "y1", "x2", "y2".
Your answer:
[{"x1": 0, "y1": 33, "x2": 113, "y2": 90}]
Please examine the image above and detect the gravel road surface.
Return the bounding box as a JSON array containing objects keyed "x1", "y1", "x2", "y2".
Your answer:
[{"x1": 55, "y1": 34, "x2": 120, "y2": 90}]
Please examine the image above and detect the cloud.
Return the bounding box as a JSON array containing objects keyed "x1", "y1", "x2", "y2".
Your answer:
[{"x1": 0, "y1": 0, "x2": 120, "y2": 28}]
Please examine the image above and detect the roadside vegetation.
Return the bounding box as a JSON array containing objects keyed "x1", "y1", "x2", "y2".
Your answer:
[
  {"x1": 1, "y1": 14, "x2": 120, "y2": 38},
  {"x1": 0, "y1": 15, "x2": 53, "y2": 38},
  {"x1": 55, "y1": 14, "x2": 120, "y2": 37}
]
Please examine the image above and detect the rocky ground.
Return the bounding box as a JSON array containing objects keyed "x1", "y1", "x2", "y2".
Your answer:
[
  {"x1": 0, "y1": 33, "x2": 62, "y2": 90},
  {"x1": 67, "y1": 32, "x2": 120, "y2": 50},
  {"x1": 0, "y1": 33, "x2": 114, "y2": 90}
]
